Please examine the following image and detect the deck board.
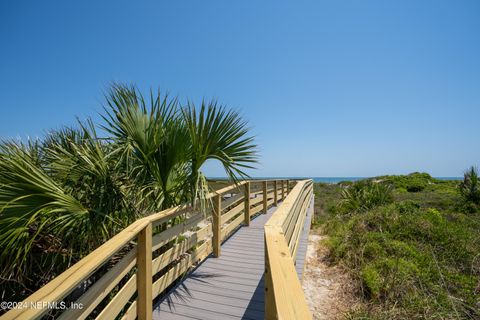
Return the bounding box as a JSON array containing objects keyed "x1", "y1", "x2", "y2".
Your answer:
[{"x1": 153, "y1": 196, "x2": 314, "y2": 320}]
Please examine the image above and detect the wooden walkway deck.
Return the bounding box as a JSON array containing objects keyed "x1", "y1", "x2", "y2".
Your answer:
[{"x1": 153, "y1": 196, "x2": 314, "y2": 320}]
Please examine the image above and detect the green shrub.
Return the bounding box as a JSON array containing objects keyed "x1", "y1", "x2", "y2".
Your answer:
[
  {"x1": 382, "y1": 172, "x2": 432, "y2": 192},
  {"x1": 459, "y1": 166, "x2": 480, "y2": 205},
  {"x1": 361, "y1": 264, "x2": 382, "y2": 298},
  {"x1": 339, "y1": 180, "x2": 393, "y2": 213},
  {"x1": 406, "y1": 180, "x2": 426, "y2": 192},
  {"x1": 324, "y1": 202, "x2": 480, "y2": 319}
]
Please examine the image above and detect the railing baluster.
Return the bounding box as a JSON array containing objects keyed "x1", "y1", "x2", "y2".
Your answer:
[
  {"x1": 244, "y1": 182, "x2": 250, "y2": 226},
  {"x1": 137, "y1": 223, "x2": 152, "y2": 320},
  {"x1": 263, "y1": 181, "x2": 268, "y2": 214},
  {"x1": 274, "y1": 180, "x2": 278, "y2": 206},
  {"x1": 213, "y1": 194, "x2": 221, "y2": 257},
  {"x1": 281, "y1": 180, "x2": 285, "y2": 200}
]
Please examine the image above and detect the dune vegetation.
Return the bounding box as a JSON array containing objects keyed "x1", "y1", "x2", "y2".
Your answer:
[
  {"x1": 314, "y1": 170, "x2": 480, "y2": 319},
  {"x1": 0, "y1": 84, "x2": 257, "y2": 301}
]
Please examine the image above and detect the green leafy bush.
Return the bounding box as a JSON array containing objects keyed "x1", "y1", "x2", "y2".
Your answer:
[
  {"x1": 339, "y1": 180, "x2": 393, "y2": 213},
  {"x1": 459, "y1": 166, "x2": 480, "y2": 205},
  {"x1": 316, "y1": 174, "x2": 480, "y2": 319},
  {"x1": 382, "y1": 172, "x2": 433, "y2": 192},
  {"x1": 325, "y1": 201, "x2": 480, "y2": 319}
]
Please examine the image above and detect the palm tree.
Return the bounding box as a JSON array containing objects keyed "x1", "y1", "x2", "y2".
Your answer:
[
  {"x1": 0, "y1": 83, "x2": 258, "y2": 296},
  {"x1": 102, "y1": 84, "x2": 258, "y2": 209}
]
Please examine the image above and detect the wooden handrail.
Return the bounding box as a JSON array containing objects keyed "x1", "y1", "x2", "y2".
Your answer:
[
  {"x1": 0, "y1": 179, "x2": 292, "y2": 320},
  {"x1": 264, "y1": 179, "x2": 313, "y2": 320}
]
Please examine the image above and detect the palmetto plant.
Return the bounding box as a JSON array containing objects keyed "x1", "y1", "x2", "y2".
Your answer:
[
  {"x1": 102, "y1": 84, "x2": 257, "y2": 209},
  {"x1": 0, "y1": 125, "x2": 137, "y2": 290},
  {"x1": 182, "y1": 100, "x2": 257, "y2": 204},
  {"x1": 339, "y1": 180, "x2": 393, "y2": 213},
  {"x1": 0, "y1": 84, "x2": 257, "y2": 297},
  {"x1": 459, "y1": 166, "x2": 480, "y2": 204}
]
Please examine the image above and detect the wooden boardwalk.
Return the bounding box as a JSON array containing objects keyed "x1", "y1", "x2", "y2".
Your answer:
[
  {"x1": 153, "y1": 196, "x2": 314, "y2": 320},
  {"x1": 0, "y1": 180, "x2": 314, "y2": 320}
]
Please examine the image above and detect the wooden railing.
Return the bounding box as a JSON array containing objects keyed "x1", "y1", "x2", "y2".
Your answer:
[
  {"x1": 264, "y1": 179, "x2": 314, "y2": 320},
  {"x1": 0, "y1": 179, "x2": 289, "y2": 320}
]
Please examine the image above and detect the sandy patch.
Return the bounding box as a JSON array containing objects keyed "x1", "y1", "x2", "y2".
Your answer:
[{"x1": 302, "y1": 233, "x2": 359, "y2": 319}]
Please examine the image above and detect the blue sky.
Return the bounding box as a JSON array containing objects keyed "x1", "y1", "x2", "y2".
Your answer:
[{"x1": 1, "y1": 1, "x2": 479, "y2": 177}]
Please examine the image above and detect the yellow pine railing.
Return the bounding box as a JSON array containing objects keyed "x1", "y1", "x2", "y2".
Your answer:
[
  {"x1": 264, "y1": 179, "x2": 314, "y2": 320},
  {"x1": 0, "y1": 179, "x2": 291, "y2": 320}
]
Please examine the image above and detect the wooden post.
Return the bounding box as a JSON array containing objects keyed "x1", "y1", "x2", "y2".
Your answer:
[
  {"x1": 244, "y1": 182, "x2": 250, "y2": 226},
  {"x1": 264, "y1": 234, "x2": 277, "y2": 319},
  {"x1": 263, "y1": 181, "x2": 268, "y2": 214},
  {"x1": 286, "y1": 179, "x2": 290, "y2": 193},
  {"x1": 137, "y1": 223, "x2": 152, "y2": 320},
  {"x1": 273, "y1": 180, "x2": 278, "y2": 206},
  {"x1": 213, "y1": 194, "x2": 221, "y2": 257}
]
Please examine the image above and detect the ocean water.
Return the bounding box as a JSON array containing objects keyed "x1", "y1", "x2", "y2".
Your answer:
[
  {"x1": 311, "y1": 177, "x2": 462, "y2": 183},
  {"x1": 209, "y1": 177, "x2": 462, "y2": 184},
  {"x1": 250, "y1": 177, "x2": 462, "y2": 184}
]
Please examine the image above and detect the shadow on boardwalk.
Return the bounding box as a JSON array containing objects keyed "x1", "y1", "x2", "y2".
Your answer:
[{"x1": 153, "y1": 199, "x2": 313, "y2": 320}]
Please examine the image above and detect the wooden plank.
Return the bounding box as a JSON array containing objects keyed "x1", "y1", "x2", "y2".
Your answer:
[
  {"x1": 265, "y1": 233, "x2": 276, "y2": 319},
  {"x1": 201, "y1": 260, "x2": 265, "y2": 272},
  {"x1": 211, "y1": 255, "x2": 265, "y2": 267},
  {"x1": 221, "y1": 243, "x2": 264, "y2": 253},
  {"x1": 267, "y1": 199, "x2": 274, "y2": 207},
  {"x1": 282, "y1": 194, "x2": 300, "y2": 241},
  {"x1": 263, "y1": 181, "x2": 268, "y2": 214},
  {"x1": 158, "y1": 295, "x2": 264, "y2": 319},
  {"x1": 249, "y1": 203, "x2": 264, "y2": 216},
  {"x1": 295, "y1": 196, "x2": 314, "y2": 281},
  {"x1": 156, "y1": 240, "x2": 213, "y2": 298},
  {"x1": 212, "y1": 194, "x2": 221, "y2": 257},
  {"x1": 58, "y1": 248, "x2": 137, "y2": 320},
  {"x1": 137, "y1": 223, "x2": 153, "y2": 320},
  {"x1": 157, "y1": 304, "x2": 240, "y2": 320},
  {"x1": 249, "y1": 196, "x2": 264, "y2": 207},
  {"x1": 244, "y1": 182, "x2": 250, "y2": 226},
  {"x1": 152, "y1": 224, "x2": 210, "y2": 277},
  {"x1": 221, "y1": 192, "x2": 244, "y2": 210},
  {"x1": 164, "y1": 288, "x2": 264, "y2": 310},
  {"x1": 267, "y1": 180, "x2": 305, "y2": 227},
  {"x1": 274, "y1": 180, "x2": 278, "y2": 206},
  {"x1": 290, "y1": 189, "x2": 313, "y2": 257},
  {"x1": 112, "y1": 225, "x2": 215, "y2": 320},
  {"x1": 152, "y1": 203, "x2": 289, "y2": 320},
  {"x1": 0, "y1": 218, "x2": 150, "y2": 320},
  {"x1": 96, "y1": 273, "x2": 136, "y2": 320},
  {"x1": 285, "y1": 188, "x2": 309, "y2": 249},
  {"x1": 264, "y1": 226, "x2": 312, "y2": 320},
  {"x1": 150, "y1": 205, "x2": 191, "y2": 228},
  {"x1": 124, "y1": 240, "x2": 213, "y2": 320},
  {"x1": 199, "y1": 266, "x2": 262, "y2": 281},
  {"x1": 263, "y1": 180, "x2": 313, "y2": 320},
  {"x1": 152, "y1": 214, "x2": 204, "y2": 252},
  {"x1": 172, "y1": 281, "x2": 263, "y2": 301},
  {"x1": 205, "y1": 181, "x2": 247, "y2": 199},
  {"x1": 221, "y1": 214, "x2": 243, "y2": 240},
  {"x1": 221, "y1": 202, "x2": 243, "y2": 225}
]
